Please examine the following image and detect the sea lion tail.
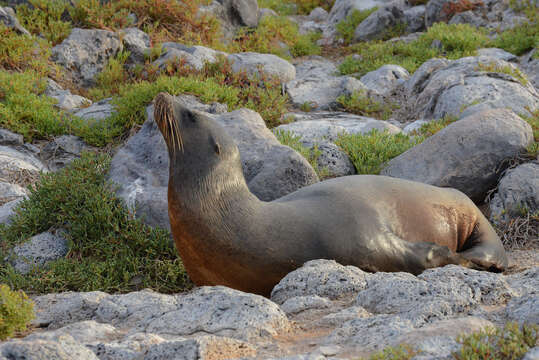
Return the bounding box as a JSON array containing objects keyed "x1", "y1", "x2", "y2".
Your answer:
[{"x1": 154, "y1": 92, "x2": 183, "y2": 154}]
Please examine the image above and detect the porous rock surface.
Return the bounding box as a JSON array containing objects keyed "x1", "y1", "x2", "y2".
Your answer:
[
  {"x1": 402, "y1": 56, "x2": 539, "y2": 121},
  {"x1": 51, "y1": 28, "x2": 122, "y2": 87},
  {"x1": 108, "y1": 95, "x2": 318, "y2": 230},
  {"x1": 381, "y1": 108, "x2": 533, "y2": 201},
  {"x1": 228, "y1": 52, "x2": 296, "y2": 82},
  {"x1": 489, "y1": 161, "x2": 539, "y2": 223},
  {"x1": 5, "y1": 261, "x2": 538, "y2": 359}
]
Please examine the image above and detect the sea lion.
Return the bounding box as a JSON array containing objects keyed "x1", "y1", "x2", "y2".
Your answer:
[{"x1": 154, "y1": 92, "x2": 508, "y2": 296}]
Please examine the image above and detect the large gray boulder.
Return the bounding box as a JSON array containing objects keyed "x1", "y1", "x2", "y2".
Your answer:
[
  {"x1": 353, "y1": 4, "x2": 405, "y2": 42},
  {"x1": 0, "y1": 181, "x2": 27, "y2": 205},
  {"x1": 285, "y1": 59, "x2": 367, "y2": 110},
  {"x1": 489, "y1": 162, "x2": 539, "y2": 222},
  {"x1": 52, "y1": 28, "x2": 122, "y2": 87},
  {"x1": 227, "y1": 52, "x2": 296, "y2": 82},
  {"x1": 381, "y1": 109, "x2": 533, "y2": 201},
  {"x1": 0, "y1": 145, "x2": 47, "y2": 192},
  {"x1": 73, "y1": 98, "x2": 115, "y2": 123},
  {"x1": 109, "y1": 96, "x2": 318, "y2": 230},
  {"x1": 359, "y1": 64, "x2": 410, "y2": 95},
  {"x1": 404, "y1": 56, "x2": 539, "y2": 121},
  {"x1": 152, "y1": 43, "x2": 226, "y2": 72},
  {"x1": 119, "y1": 27, "x2": 150, "y2": 64},
  {"x1": 0, "y1": 197, "x2": 23, "y2": 225},
  {"x1": 0, "y1": 336, "x2": 99, "y2": 360},
  {"x1": 271, "y1": 259, "x2": 369, "y2": 304},
  {"x1": 40, "y1": 135, "x2": 91, "y2": 172},
  {"x1": 0, "y1": 128, "x2": 23, "y2": 146}
]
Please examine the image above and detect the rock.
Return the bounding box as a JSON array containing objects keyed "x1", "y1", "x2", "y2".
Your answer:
[
  {"x1": 355, "y1": 270, "x2": 480, "y2": 323},
  {"x1": 309, "y1": 7, "x2": 329, "y2": 21},
  {"x1": 316, "y1": 306, "x2": 371, "y2": 327},
  {"x1": 353, "y1": 5, "x2": 405, "y2": 42},
  {"x1": 0, "y1": 335, "x2": 99, "y2": 360},
  {"x1": 425, "y1": 0, "x2": 484, "y2": 26},
  {"x1": 109, "y1": 99, "x2": 317, "y2": 230},
  {"x1": 448, "y1": 9, "x2": 486, "y2": 27},
  {"x1": 152, "y1": 48, "x2": 205, "y2": 71},
  {"x1": 303, "y1": 140, "x2": 356, "y2": 177},
  {"x1": 259, "y1": 7, "x2": 279, "y2": 19},
  {"x1": 359, "y1": 64, "x2": 410, "y2": 95},
  {"x1": 96, "y1": 287, "x2": 290, "y2": 342},
  {"x1": 505, "y1": 293, "x2": 539, "y2": 324},
  {"x1": 524, "y1": 347, "x2": 539, "y2": 360},
  {"x1": 0, "y1": 145, "x2": 47, "y2": 187},
  {"x1": 52, "y1": 28, "x2": 122, "y2": 87},
  {"x1": 229, "y1": 0, "x2": 259, "y2": 27},
  {"x1": 489, "y1": 162, "x2": 539, "y2": 223},
  {"x1": 119, "y1": 27, "x2": 150, "y2": 64},
  {"x1": 381, "y1": 109, "x2": 533, "y2": 201},
  {"x1": 402, "y1": 119, "x2": 428, "y2": 134},
  {"x1": 54, "y1": 93, "x2": 92, "y2": 111},
  {"x1": 0, "y1": 197, "x2": 23, "y2": 225},
  {"x1": 143, "y1": 335, "x2": 256, "y2": 360},
  {"x1": 478, "y1": 48, "x2": 517, "y2": 62},
  {"x1": 405, "y1": 56, "x2": 539, "y2": 120},
  {"x1": 0, "y1": 128, "x2": 23, "y2": 146},
  {"x1": 393, "y1": 317, "x2": 494, "y2": 357},
  {"x1": 215, "y1": 109, "x2": 319, "y2": 201},
  {"x1": 40, "y1": 135, "x2": 91, "y2": 172},
  {"x1": 325, "y1": 0, "x2": 394, "y2": 37},
  {"x1": 90, "y1": 332, "x2": 166, "y2": 360},
  {"x1": 403, "y1": 5, "x2": 425, "y2": 33},
  {"x1": 26, "y1": 320, "x2": 121, "y2": 345},
  {"x1": 158, "y1": 42, "x2": 227, "y2": 69},
  {"x1": 227, "y1": 52, "x2": 296, "y2": 82},
  {"x1": 32, "y1": 291, "x2": 109, "y2": 328},
  {"x1": 275, "y1": 112, "x2": 401, "y2": 143},
  {"x1": 271, "y1": 259, "x2": 369, "y2": 304},
  {"x1": 286, "y1": 59, "x2": 366, "y2": 110},
  {"x1": 280, "y1": 295, "x2": 332, "y2": 314},
  {"x1": 0, "y1": 6, "x2": 30, "y2": 35},
  {"x1": 74, "y1": 98, "x2": 114, "y2": 123},
  {"x1": 0, "y1": 181, "x2": 27, "y2": 205},
  {"x1": 520, "y1": 49, "x2": 539, "y2": 89},
  {"x1": 8, "y1": 230, "x2": 69, "y2": 274},
  {"x1": 507, "y1": 267, "x2": 539, "y2": 297}
]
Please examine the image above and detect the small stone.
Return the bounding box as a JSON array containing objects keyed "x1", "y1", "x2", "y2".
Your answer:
[{"x1": 9, "y1": 230, "x2": 69, "y2": 274}]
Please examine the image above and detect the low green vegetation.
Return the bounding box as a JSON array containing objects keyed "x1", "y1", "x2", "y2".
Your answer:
[
  {"x1": 0, "y1": 153, "x2": 192, "y2": 294},
  {"x1": 336, "y1": 90, "x2": 395, "y2": 120},
  {"x1": 454, "y1": 322, "x2": 538, "y2": 360},
  {"x1": 520, "y1": 109, "x2": 539, "y2": 157},
  {"x1": 274, "y1": 129, "x2": 329, "y2": 178},
  {"x1": 0, "y1": 71, "x2": 69, "y2": 141},
  {"x1": 259, "y1": 0, "x2": 334, "y2": 15},
  {"x1": 411, "y1": 115, "x2": 458, "y2": 137},
  {"x1": 230, "y1": 15, "x2": 321, "y2": 58},
  {"x1": 475, "y1": 61, "x2": 529, "y2": 86},
  {"x1": 335, "y1": 130, "x2": 422, "y2": 174},
  {"x1": 339, "y1": 23, "x2": 490, "y2": 76},
  {"x1": 0, "y1": 285, "x2": 34, "y2": 340},
  {"x1": 366, "y1": 344, "x2": 418, "y2": 360},
  {"x1": 16, "y1": 0, "x2": 73, "y2": 44},
  {"x1": 336, "y1": 8, "x2": 378, "y2": 44}
]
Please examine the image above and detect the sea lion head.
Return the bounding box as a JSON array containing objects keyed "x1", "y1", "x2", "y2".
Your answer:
[{"x1": 153, "y1": 92, "x2": 242, "y2": 181}]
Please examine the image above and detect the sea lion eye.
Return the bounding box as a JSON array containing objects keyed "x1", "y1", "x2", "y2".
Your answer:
[{"x1": 214, "y1": 142, "x2": 221, "y2": 155}]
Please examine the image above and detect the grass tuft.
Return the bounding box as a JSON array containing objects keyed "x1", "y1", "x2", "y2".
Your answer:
[
  {"x1": 0, "y1": 285, "x2": 34, "y2": 340},
  {"x1": 335, "y1": 130, "x2": 422, "y2": 174},
  {"x1": 0, "y1": 153, "x2": 192, "y2": 295},
  {"x1": 336, "y1": 90, "x2": 396, "y2": 120},
  {"x1": 336, "y1": 8, "x2": 378, "y2": 45},
  {"x1": 274, "y1": 129, "x2": 328, "y2": 178}
]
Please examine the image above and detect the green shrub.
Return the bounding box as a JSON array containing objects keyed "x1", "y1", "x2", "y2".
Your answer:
[
  {"x1": 230, "y1": 15, "x2": 320, "y2": 58},
  {"x1": 339, "y1": 23, "x2": 489, "y2": 76},
  {"x1": 336, "y1": 90, "x2": 395, "y2": 120},
  {"x1": 274, "y1": 129, "x2": 328, "y2": 178},
  {"x1": 336, "y1": 8, "x2": 378, "y2": 44},
  {"x1": 0, "y1": 284, "x2": 34, "y2": 340},
  {"x1": 493, "y1": 21, "x2": 539, "y2": 56},
  {"x1": 0, "y1": 153, "x2": 192, "y2": 294},
  {"x1": 411, "y1": 115, "x2": 458, "y2": 137},
  {"x1": 368, "y1": 344, "x2": 418, "y2": 360},
  {"x1": 454, "y1": 322, "x2": 538, "y2": 360},
  {"x1": 0, "y1": 25, "x2": 53, "y2": 77},
  {"x1": 88, "y1": 50, "x2": 131, "y2": 100},
  {"x1": 335, "y1": 130, "x2": 422, "y2": 174},
  {"x1": 520, "y1": 109, "x2": 538, "y2": 157},
  {"x1": 69, "y1": 0, "x2": 222, "y2": 47},
  {"x1": 16, "y1": 0, "x2": 72, "y2": 44},
  {"x1": 0, "y1": 71, "x2": 69, "y2": 141}
]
